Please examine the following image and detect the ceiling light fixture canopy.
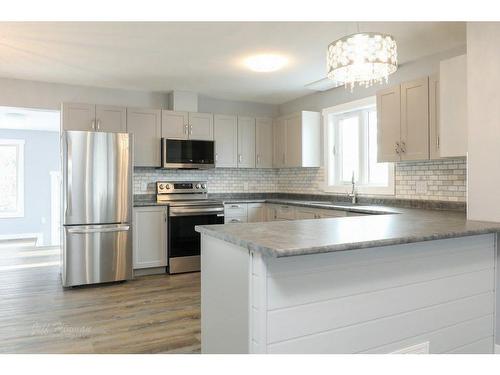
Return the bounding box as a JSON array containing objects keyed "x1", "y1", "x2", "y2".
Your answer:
[{"x1": 327, "y1": 32, "x2": 398, "y2": 91}]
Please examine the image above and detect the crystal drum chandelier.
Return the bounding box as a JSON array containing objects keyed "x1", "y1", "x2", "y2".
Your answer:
[{"x1": 327, "y1": 32, "x2": 398, "y2": 91}]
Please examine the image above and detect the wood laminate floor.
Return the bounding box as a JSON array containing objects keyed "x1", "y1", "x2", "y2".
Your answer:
[{"x1": 0, "y1": 245, "x2": 201, "y2": 353}]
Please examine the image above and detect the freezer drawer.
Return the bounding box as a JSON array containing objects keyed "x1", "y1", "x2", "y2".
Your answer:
[{"x1": 62, "y1": 224, "x2": 132, "y2": 287}]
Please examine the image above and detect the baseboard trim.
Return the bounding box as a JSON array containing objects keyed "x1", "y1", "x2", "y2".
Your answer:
[
  {"x1": 133, "y1": 267, "x2": 166, "y2": 277},
  {"x1": 495, "y1": 344, "x2": 500, "y2": 354}
]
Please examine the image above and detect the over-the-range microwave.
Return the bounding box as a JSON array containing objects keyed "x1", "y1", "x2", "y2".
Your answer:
[{"x1": 161, "y1": 138, "x2": 215, "y2": 169}]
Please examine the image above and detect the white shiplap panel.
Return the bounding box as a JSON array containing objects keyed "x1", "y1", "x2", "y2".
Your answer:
[
  {"x1": 268, "y1": 242, "x2": 493, "y2": 310},
  {"x1": 446, "y1": 336, "x2": 494, "y2": 354},
  {"x1": 268, "y1": 269, "x2": 494, "y2": 343},
  {"x1": 267, "y1": 235, "x2": 493, "y2": 276},
  {"x1": 268, "y1": 292, "x2": 494, "y2": 354},
  {"x1": 362, "y1": 315, "x2": 494, "y2": 354}
]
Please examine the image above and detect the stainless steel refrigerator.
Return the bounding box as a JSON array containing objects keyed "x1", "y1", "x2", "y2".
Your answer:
[{"x1": 61, "y1": 130, "x2": 133, "y2": 287}]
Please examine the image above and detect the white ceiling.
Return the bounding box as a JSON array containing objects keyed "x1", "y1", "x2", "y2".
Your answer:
[
  {"x1": 0, "y1": 106, "x2": 59, "y2": 132},
  {"x1": 0, "y1": 22, "x2": 466, "y2": 105}
]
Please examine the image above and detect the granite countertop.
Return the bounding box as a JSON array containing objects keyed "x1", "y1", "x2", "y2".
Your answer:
[{"x1": 195, "y1": 206, "x2": 500, "y2": 258}]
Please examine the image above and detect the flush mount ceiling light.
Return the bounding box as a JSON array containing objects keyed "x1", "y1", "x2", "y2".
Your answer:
[
  {"x1": 327, "y1": 32, "x2": 398, "y2": 91},
  {"x1": 244, "y1": 54, "x2": 288, "y2": 72}
]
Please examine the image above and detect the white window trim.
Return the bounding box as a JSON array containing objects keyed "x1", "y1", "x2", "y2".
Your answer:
[
  {"x1": 321, "y1": 97, "x2": 395, "y2": 196},
  {"x1": 0, "y1": 139, "x2": 25, "y2": 218}
]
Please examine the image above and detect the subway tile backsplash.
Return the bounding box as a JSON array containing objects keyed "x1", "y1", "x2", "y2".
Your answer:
[{"x1": 134, "y1": 157, "x2": 466, "y2": 202}]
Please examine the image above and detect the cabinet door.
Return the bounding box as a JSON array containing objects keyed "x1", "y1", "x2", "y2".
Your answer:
[
  {"x1": 276, "y1": 205, "x2": 295, "y2": 220},
  {"x1": 214, "y1": 114, "x2": 238, "y2": 168},
  {"x1": 376, "y1": 86, "x2": 401, "y2": 162},
  {"x1": 295, "y1": 208, "x2": 317, "y2": 220},
  {"x1": 285, "y1": 114, "x2": 302, "y2": 167},
  {"x1": 133, "y1": 207, "x2": 167, "y2": 269},
  {"x1": 273, "y1": 118, "x2": 286, "y2": 168},
  {"x1": 189, "y1": 112, "x2": 214, "y2": 140},
  {"x1": 61, "y1": 102, "x2": 96, "y2": 131},
  {"x1": 439, "y1": 54, "x2": 467, "y2": 157},
  {"x1": 237, "y1": 116, "x2": 256, "y2": 168},
  {"x1": 401, "y1": 77, "x2": 429, "y2": 161},
  {"x1": 247, "y1": 203, "x2": 265, "y2": 223},
  {"x1": 429, "y1": 74, "x2": 442, "y2": 160},
  {"x1": 95, "y1": 105, "x2": 127, "y2": 132},
  {"x1": 126, "y1": 108, "x2": 162, "y2": 167},
  {"x1": 256, "y1": 117, "x2": 273, "y2": 168},
  {"x1": 161, "y1": 110, "x2": 189, "y2": 139}
]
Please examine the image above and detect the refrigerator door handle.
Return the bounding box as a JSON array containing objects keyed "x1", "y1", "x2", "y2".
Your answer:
[
  {"x1": 66, "y1": 135, "x2": 72, "y2": 217},
  {"x1": 66, "y1": 225, "x2": 130, "y2": 234}
]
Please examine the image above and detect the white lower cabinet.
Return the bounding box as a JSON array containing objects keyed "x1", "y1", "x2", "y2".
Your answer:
[
  {"x1": 133, "y1": 207, "x2": 168, "y2": 269},
  {"x1": 247, "y1": 203, "x2": 266, "y2": 222},
  {"x1": 226, "y1": 203, "x2": 354, "y2": 223}
]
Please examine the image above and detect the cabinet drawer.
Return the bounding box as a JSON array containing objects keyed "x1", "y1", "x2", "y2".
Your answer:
[
  {"x1": 224, "y1": 203, "x2": 248, "y2": 217},
  {"x1": 225, "y1": 217, "x2": 248, "y2": 224},
  {"x1": 317, "y1": 209, "x2": 347, "y2": 218}
]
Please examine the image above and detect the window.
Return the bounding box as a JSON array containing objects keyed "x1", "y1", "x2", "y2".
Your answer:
[
  {"x1": 323, "y1": 97, "x2": 394, "y2": 195},
  {"x1": 0, "y1": 139, "x2": 25, "y2": 218}
]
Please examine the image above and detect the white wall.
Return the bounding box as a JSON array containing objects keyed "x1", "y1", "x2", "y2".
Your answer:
[
  {"x1": 0, "y1": 76, "x2": 279, "y2": 117},
  {"x1": 198, "y1": 94, "x2": 278, "y2": 117},
  {"x1": 467, "y1": 23, "x2": 500, "y2": 222},
  {"x1": 278, "y1": 46, "x2": 466, "y2": 115}
]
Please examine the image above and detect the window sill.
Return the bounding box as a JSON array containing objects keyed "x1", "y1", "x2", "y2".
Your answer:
[{"x1": 0, "y1": 212, "x2": 25, "y2": 219}]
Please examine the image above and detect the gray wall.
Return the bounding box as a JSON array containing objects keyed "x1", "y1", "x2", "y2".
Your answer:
[
  {"x1": 0, "y1": 129, "x2": 59, "y2": 245},
  {"x1": 278, "y1": 46, "x2": 466, "y2": 115}
]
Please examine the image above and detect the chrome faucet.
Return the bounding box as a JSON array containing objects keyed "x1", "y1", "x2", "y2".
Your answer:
[{"x1": 348, "y1": 172, "x2": 357, "y2": 204}]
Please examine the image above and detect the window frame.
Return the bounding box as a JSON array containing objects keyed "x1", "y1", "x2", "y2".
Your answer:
[
  {"x1": 322, "y1": 97, "x2": 395, "y2": 195},
  {"x1": 0, "y1": 138, "x2": 25, "y2": 218}
]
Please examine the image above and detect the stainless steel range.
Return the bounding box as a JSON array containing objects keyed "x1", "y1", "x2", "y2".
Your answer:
[{"x1": 157, "y1": 181, "x2": 224, "y2": 274}]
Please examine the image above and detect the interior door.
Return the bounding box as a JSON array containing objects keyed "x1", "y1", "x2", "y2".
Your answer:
[
  {"x1": 189, "y1": 112, "x2": 214, "y2": 140},
  {"x1": 162, "y1": 110, "x2": 189, "y2": 139},
  {"x1": 63, "y1": 131, "x2": 132, "y2": 225},
  {"x1": 95, "y1": 105, "x2": 127, "y2": 132},
  {"x1": 237, "y1": 116, "x2": 256, "y2": 168},
  {"x1": 401, "y1": 77, "x2": 429, "y2": 161},
  {"x1": 214, "y1": 114, "x2": 238, "y2": 167}
]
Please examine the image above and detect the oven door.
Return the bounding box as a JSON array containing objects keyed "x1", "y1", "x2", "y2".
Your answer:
[
  {"x1": 168, "y1": 207, "x2": 224, "y2": 274},
  {"x1": 162, "y1": 138, "x2": 215, "y2": 169}
]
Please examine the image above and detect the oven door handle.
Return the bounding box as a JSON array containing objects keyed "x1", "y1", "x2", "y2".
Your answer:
[{"x1": 169, "y1": 207, "x2": 224, "y2": 217}]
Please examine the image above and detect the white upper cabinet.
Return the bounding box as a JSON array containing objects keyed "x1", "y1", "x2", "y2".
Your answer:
[
  {"x1": 62, "y1": 102, "x2": 96, "y2": 131},
  {"x1": 189, "y1": 112, "x2": 214, "y2": 140},
  {"x1": 62, "y1": 103, "x2": 126, "y2": 132},
  {"x1": 161, "y1": 110, "x2": 189, "y2": 139},
  {"x1": 273, "y1": 111, "x2": 321, "y2": 168},
  {"x1": 439, "y1": 54, "x2": 467, "y2": 158},
  {"x1": 273, "y1": 118, "x2": 286, "y2": 168},
  {"x1": 237, "y1": 116, "x2": 256, "y2": 168},
  {"x1": 377, "y1": 77, "x2": 430, "y2": 162},
  {"x1": 377, "y1": 86, "x2": 401, "y2": 162},
  {"x1": 126, "y1": 107, "x2": 162, "y2": 167},
  {"x1": 161, "y1": 110, "x2": 213, "y2": 140},
  {"x1": 214, "y1": 114, "x2": 238, "y2": 168},
  {"x1": 255, "y1": 117, "x2": 273, "y2": 168},
  {"x1": 95, "y1": 105, "x2": 127, "y2": 132},
  {"x1": 429, "y1": 74, "x2": 442, "y2": 160},
  {"x1": 400, "y1": 77, "x2": 429, "y2": 161}
]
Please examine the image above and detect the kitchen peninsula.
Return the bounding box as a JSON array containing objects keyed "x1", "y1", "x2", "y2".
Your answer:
[{"x1": 196, "y1": 202, "x2": 500, "y2": 354}]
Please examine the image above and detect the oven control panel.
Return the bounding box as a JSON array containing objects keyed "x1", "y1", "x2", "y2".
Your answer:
[{"x1": 157, "y1": 181, "x2": 208, "y2": 194}]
